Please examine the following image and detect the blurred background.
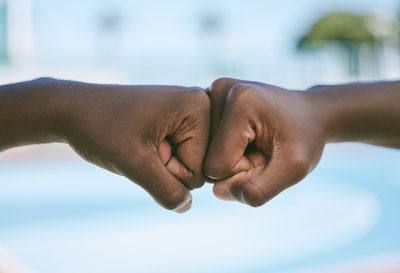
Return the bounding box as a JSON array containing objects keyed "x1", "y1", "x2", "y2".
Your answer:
[{"x1": 0, "y1": 0, "x2": 400, "y2": 272}]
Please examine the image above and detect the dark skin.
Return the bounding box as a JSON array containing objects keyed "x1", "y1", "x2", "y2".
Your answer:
[
  {"x1": 204, "y1": 78, "x2": 400, "y2": 206},
  {"x1": 0, "y1": 78, "x2": 210, "y2": 213},
  {"x1": 1, "y1": 77, "x2": 399, "y2": 211}
]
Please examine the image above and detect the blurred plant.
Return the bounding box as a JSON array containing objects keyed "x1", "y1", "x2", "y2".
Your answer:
[
  {"x1": 298, "y1": 12, "x2": 377, "y2": 47},
  {"x1": 298, "y1": 12, "x2": 379, "y2": 77},
  {"x1": 397, "y1": 8, "x2": 400, "y2": 50}
]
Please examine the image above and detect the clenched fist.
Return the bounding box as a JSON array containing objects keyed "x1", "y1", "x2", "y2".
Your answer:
[
  {"x1": 0, "y1": 78, "x2": 210, "y2": 212},
  {"x1": 204, "y1": 78, "x2": 326, "y2": 206},
  {"x1": 204, "y1": 77, "x2": 400, "y2": 207},
  {"x1": 2, "y1": 77, "x2": 399, "y2": 212}
]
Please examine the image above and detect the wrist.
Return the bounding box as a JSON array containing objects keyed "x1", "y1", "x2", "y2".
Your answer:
[
  {"x1": 303, "y1": 85, "x2": 344, "y2": 144},
  {"x1": 0, "y1": 78, "x2": 70, "y2": 150},
  {"x1": 304, "y1": 83, "x2": 375, "y2": 144},
  {"x1": 305, "y1": 81, "x2": 400, "y2": 147},
  {"x1": 35, "y1": 78, "x2": 74, "y2": 143}
]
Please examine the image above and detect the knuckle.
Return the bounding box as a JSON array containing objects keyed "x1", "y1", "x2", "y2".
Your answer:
[
  {"x1": 188, "y1": 87, "x2": 210, "y2": 110},
  {"x1": 171, "y1": 90, "x2": 208, "y2": 124},
  {"x1": 177, "y1": 88, "x2": 210, "y2": 116},
  {"x1": 210, "y1": 77, "x2": 233, "y2": 91},
  {"x1": 35, "y1": 77, "x2": 55, "y2": 83},
  {"x1": 228, "y1": 83, "x2": 254, "y2": 103}
]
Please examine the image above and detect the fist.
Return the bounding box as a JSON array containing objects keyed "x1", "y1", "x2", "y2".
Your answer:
[
  {"x1": 56, "y1": 81, "x2": 210, "y2": 212},
  {"x1": 204, "y1": 78, "x2": 326, "y2": 206}
]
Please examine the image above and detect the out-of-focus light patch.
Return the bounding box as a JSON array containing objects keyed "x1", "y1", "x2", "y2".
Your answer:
[
  {"x1": 0, "y1": 158, "x2": 381, "y2": 273},
  {"x1": 281, "y1": 252, "x2": 400, "y2": 273},
  {"x1": 6, "y1": 0, "x2": 35, "y2": 64},
  {"x1": 389, "y1": 158, "x2": 400, "y2": 187},
  {"x1": 0, "y1": 65, "x2": 131, "y2": 85},
  {"x1": 0, "y1": 246, "x2": 35, "y2": 273}
]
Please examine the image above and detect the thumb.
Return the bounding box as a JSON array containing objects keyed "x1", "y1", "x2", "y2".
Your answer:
[
  {"x1": 213, "y1": 145, "x2": 311, "y2": 207},
  {"x1": 204, "y1": 85, "x2": 255, "y2": 180}
]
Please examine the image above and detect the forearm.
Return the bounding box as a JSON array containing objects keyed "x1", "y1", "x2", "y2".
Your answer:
[
  {"x1": 306, "y1": 81, "x2": 400, "y2": 148},
  {"x1": 0, "y1": 78, "x2": 68, "y2": 152}
]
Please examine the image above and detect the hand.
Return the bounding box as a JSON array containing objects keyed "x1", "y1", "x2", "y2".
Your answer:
[
  {"x1": 204, "y1": 78, "x2": 326, "y2": 206},
  {"x1": 54, "y1": 80, "x2": 210, "y2": 212}
]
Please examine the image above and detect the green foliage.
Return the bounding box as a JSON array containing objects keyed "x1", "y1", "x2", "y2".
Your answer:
[{"x1": 298, "y1": 12, "x2": 376, "y2": 49}]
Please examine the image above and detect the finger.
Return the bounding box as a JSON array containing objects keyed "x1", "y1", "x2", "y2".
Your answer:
[
  {"x1": 121, "y1": 147, "x2": 192, "y2": 213},
  {"x1": 208, "y1": 78, "x2": 242, "y2": 134},
  {"x1": 158, "y1": 139, "x2": 196, "y2": 187},
  {"x1": 157, "y1": 139, "x2": 197, "y2": 186},
  {"x1": 167, "y1": 121, "x2": 209, "y2": 189},
  {"x1": 208, "y1": 78, "x2": 268, "y2": 135},
  {"x1": 165, "y1": 90, "x2": 210, "y2": 189},
  {"x1": 158, "y1": 139, "x2": 172, "y2": 165},
  {"x1": 213, "y1": 145, "x2": 311, "y2": 207},
  {"x1": 204, "y1": 84, "x2": 256, "y2": 180}
]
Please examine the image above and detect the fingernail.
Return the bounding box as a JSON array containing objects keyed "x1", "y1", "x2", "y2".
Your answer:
[
  {"x1": 173, "y1": 192, "x2": 192, "y2": 213},
  {"x1": 214, "y1": 188, "x2": 236, "y2": 201}
]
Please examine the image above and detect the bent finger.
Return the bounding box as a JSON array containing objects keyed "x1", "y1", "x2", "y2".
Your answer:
[
  {"x1": 121, "y1": 147, "x2": 192, "y2": 213},
  {"x1": 213, "y1": 146, "x2": 311, "y2": 207}
]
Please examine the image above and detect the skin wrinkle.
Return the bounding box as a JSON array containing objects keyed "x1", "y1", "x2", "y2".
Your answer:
[
  {"x1": 257, "y1": 118, "x2": 275, "y2": 170},
  {"x1": 3, "y1": 76, "x2": 400, "y2": 212},
  {"x1": 240, "y1": 172, "x2": 268, "y2": 206},
  {"x1": 174, "y1": 154, "x2": 195, "y2": 179},
  {"x1": 205, "y1": 78, "x2": 329, "y2": 206},
  {"x1": 249, "y1": 115, "x2": 271, "y2": 168},
  {"x1": 0, "y1": 78, "x2": 211, "y2": 213},
  {"x1": 53, "y1": 79, "x2": 210, "y2": 211},
  {"x1": 232, "y1": 122, "x2": 254, "y2": 171},
  {"x1": 160, "y1": 90, "x2": 209, "y2": 190},
  {"x1": 166, "y1": 161, "x2": 194, "y2": 190}
]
